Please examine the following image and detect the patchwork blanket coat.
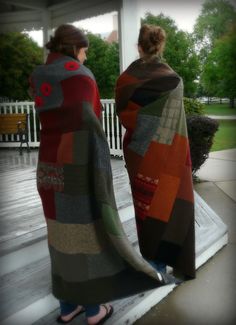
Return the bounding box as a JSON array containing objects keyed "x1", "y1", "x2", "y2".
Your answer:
[
  {"x1": 115, "y1": 58, "x2": 195, "y2": 279},
  {"x1": 30, "y1": 53, "x2": 172, "y2": 305}
]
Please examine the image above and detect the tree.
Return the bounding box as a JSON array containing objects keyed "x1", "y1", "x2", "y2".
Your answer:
[
  {"x1": 102, "y1": 42, "x2": 120, "y2": 98},
  {"x1": 194, "y1": 0, "x2": 236, "y2": 103},
  {"x1": 0, "y1": 32, "x2": 43, "y2": 100},
  {"x1": 85, "y1": 33, "x2": 119, "y2": 98},
  {"x1": 193, "y1": 0, "x2": 236, "y2": 65},
  {"x1": 201, "y1": 26, "x2": 236, "y2": 107},
  {"x1": 142, "y1": 13, "x2": 200, "y2": 97}
]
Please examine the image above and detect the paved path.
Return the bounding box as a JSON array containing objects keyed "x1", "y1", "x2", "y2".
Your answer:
[
  {"x1": 207, "y1": 115, "x2": 236, "y2": 120},
  {"x1": 196, "y1": 149, "x2": 236, "y2": 201}
]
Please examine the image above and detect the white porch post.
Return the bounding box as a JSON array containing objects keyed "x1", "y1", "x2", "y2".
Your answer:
[
  {"x1": 118, "y1": 0, "x2": 140, "y2": 72},
  {"x1": 42, "y1": 10, "x2": 52, "y2": 60},
  {"x1": 117, "y1": 0, "x2": 140, "y2": 155}
]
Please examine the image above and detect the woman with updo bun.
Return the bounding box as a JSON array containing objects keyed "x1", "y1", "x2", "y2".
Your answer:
[
  {"x1": 116, "y1": 24, "x2": 196, "y2": 281},
  {"x1": 30, "y1": 24, "x2": 174, "y2": 325}
]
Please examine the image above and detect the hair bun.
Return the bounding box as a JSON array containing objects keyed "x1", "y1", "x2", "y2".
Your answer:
[
  {"x1": 45, "y1": 24, "x2": 89, "y2": 58},
  {"x1": 45, "y1": 36, "x2": 57, "y2": 50},
  {"x1": 150, "y1": 30, "x2": 159, "y2": 44},
  {"x1": 138, "y1": 24, "x2": 166, "y2": 57},
  {"x1": 150, "y1": 27, "x2": 165, "y2": 45}
]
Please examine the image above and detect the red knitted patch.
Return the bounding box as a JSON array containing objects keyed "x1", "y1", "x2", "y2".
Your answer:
[
  {"x1": 35, "y1": 95, "x2": 44, "y2": 107},
  {"x1": 41, "y1": 82, "x2": 52, "y2": 96},
  {"x1": 64, "y1": 61, "x2": 80, "y2": 71}
]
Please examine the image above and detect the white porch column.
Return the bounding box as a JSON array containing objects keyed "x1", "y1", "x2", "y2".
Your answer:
[
  {"x1": 118, "y1": 0, "x2": 140, "y2": 72},
  {"x1": 42, "y1": 10, "x2": 52, "y2": 60}
]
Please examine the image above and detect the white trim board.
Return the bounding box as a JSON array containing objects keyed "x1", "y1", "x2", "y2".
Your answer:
[
  {"x1": 1, "y1": 294, "x2": 58, "y2": 325},
  {"x1": 0, "y1": 239, "x2": 48, "y2": 277}
]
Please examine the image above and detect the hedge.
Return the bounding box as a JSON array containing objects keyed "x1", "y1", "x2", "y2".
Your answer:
[
  {"x1": 187, "y1": 115, "x2": 219, "y2": 175},
  {"x1": 184, "y1": 97, "x2": 218, "y2": 175}
]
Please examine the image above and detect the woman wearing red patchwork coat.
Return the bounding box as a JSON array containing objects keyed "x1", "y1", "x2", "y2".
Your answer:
[
  {"x1": 115, "y1": 24, "x2": 196, "y2": 281},
  {"x1": 30, "y1": 24, "x2": 173, "y2": 325}
]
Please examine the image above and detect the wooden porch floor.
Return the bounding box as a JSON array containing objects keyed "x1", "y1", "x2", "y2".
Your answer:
[{"x1": 0, "y1": 149, "x2": 228, "y2": 325}]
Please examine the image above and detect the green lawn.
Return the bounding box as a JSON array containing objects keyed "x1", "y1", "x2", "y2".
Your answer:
[
  {"x1": 211, "y1": 120, "x2": 236, "y2": 151},
  {"x1": 203, "y1": 103, "x2": 236, "y2": 116}
]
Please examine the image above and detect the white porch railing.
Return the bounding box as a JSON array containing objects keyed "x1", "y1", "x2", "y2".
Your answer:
[{"x1": 0, "y1": 100, "x2": 124, "y2": 157}]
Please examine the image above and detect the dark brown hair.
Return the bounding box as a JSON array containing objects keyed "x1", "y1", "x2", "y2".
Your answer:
[
  {"x1": 138, "y1": 24, "x2": 166, "y2": 58},
  {"x1": 45, "y1": 24, "x2": 89, "y2": 59}
]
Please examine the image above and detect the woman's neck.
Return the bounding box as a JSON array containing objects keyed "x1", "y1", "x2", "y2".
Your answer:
[{"x1": 140, "y1": 53, "x2": 161, "y2": 63}]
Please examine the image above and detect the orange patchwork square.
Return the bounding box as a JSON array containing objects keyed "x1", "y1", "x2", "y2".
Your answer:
[
  {"x1": 177, "y1": 166, "x2": 194, "y2": 203},
  {"x1": 57, "y1": 132, "x2": 73, "y2": 164},
  {"x1": 116, "y1": 73, "x2": 140, "y2": 88},
  {"x1": 148, "y1": 173, "x2": 180, "y2": 222},
  {"x1": 126, "y1": 100, "x2": 141, "y2": 111},
  {"x1": 139, "y1": 141, "x2": 170, "y2": 179},
  {"x1": 120, "y1": 109, "x2": 138, "y2": 129},
  {"x1": 185, "y1": 145, "x2": 192, "y2": 167},
  {"x1": 125, "y1": 147, "x2": 143, "y2": 181},
  {"x1": 164, "y1": 134, "x2": 188, "y2": 177}
]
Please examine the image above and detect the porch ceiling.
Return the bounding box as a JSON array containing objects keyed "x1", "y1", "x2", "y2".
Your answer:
[{"x1": 0, "y1": 0, "x2": 121, "y2": 32}]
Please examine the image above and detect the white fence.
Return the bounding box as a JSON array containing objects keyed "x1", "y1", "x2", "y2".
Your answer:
[
  {"x1": 198, "y1": 97, "x2": 230, "y2": 104},
  {"x1": 0, "y1": 100, "x2": 124, "y2": 157}
]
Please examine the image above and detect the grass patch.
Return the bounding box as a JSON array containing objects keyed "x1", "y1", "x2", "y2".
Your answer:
[
  {"x1": 211, "y1": 120, "x2": 236, "y2": 151},
  {"x1": 203, "y1": 103, "x2": 236, "y2": 116}
]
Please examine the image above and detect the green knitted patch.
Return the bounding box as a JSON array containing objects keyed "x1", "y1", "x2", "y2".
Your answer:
[{"x1": 102, "y1": 204, "x2": 123, "y2": 237}]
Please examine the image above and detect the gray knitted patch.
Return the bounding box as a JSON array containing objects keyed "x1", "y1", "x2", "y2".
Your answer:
[
  {"x1": 55, "y1": 192, "x2": 99, "y2": 224},
  {"x1": 128, "y1": 114, "x2": 160, "y2": 156}
]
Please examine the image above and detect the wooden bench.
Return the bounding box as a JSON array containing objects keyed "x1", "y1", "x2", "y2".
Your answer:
[{"x1": 0, "y1": 113, "x2": 30, "y2": 155}]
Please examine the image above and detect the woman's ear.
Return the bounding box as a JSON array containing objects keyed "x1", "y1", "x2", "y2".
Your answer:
[{"x1": 76, "y1": 47, "x2": 88, "y2": 63}]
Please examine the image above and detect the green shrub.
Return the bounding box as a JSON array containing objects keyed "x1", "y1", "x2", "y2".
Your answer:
[
  {"x1": 184, "y1": 98, "x2": 215, "y2": 175},
  {"x1": 184, "y1": 97, "x2": 204, "y2": 116},
  {"x1": 187, "y1": 115, "x2": 219, "y2": 175}
]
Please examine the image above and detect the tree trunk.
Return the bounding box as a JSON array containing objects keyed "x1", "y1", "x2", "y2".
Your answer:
[{"x1": 229, "y1": 97, "x2": 235, "y2": 108}]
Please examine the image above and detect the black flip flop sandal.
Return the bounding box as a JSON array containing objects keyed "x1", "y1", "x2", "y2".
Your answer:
[
  {"x1": 56, "y1": 307, "x2": 85, "y2": 324},
  {"x1": 95, "y1": 305, "x2": 114, "y2": 325}
]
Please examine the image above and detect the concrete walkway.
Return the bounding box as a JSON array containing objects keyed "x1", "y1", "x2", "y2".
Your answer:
[
  {"x1": 208, "y1": 115, "x2": 236, "y2": 120},
  {"x1": 196, "y1": 149, "x2": 236, "y2": 201},
  {"x1": 135, "y1": 149, "x2": 236, "y2": 325}
]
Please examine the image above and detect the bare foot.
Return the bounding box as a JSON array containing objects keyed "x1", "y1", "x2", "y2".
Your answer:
[
  {"x1": 60, "y1": 305, "x2": 84, "y2": 322},
  {"x1": 87, "y1": 304, "x2": 113, "y2": 325}
]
